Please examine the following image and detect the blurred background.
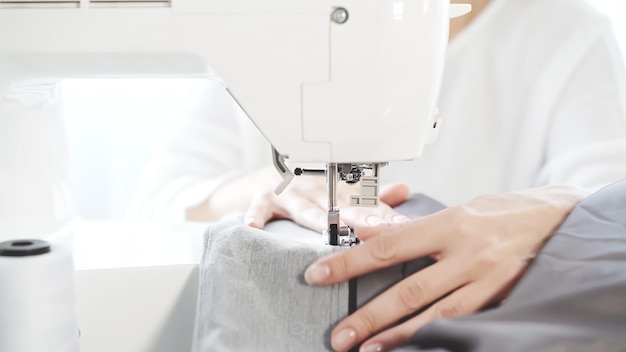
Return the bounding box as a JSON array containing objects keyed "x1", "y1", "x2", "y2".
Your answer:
[{"x1": 60, "y1": 0, "x2": 626, "y2": 222}]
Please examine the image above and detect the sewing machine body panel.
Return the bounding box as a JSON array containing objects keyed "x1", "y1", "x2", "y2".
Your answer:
[{"x1": 0, "y1": 0, "x2": 449, "y2": 163}]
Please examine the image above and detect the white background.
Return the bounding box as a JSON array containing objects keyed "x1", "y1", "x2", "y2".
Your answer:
[{"x1": 62, "y1": 0, "x2": 626, "y2": 221}]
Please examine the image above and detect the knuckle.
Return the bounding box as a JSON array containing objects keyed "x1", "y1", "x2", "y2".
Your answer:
[
  {"x1": 370, "y1": 234, "x2": 396, "y2": 262},
  {"x1": 463, "y1": 248, "x2": 501, "y2": 278},
  {"x1": 446, "y1": 206, "x2": 504, "y2": 253},
  {"x1": 436, "y1": 304, "x2": 461, "y2": 319},
  {"x1": 335, "y1": 252, "x2": 352, "y2": 278},
  {"x1": 449, "y1": 206, "x2": 481, "y2": 236},
  {"x1": 355, "y1": 310, "x2": 379, "y2": 335},
  {"x1": 475, "y1": 248, "x2": 500, "y2": 268},
  {"x1": 397, "y1": 280, "x2": 426, "y2": 311}
]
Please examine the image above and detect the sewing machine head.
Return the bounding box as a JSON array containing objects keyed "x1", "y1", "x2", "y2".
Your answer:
[
  {"x1": 0, "y1": 0, "x2": 469, "y2": 243},
  {"x1": 262, "y1": 2, "x2": 472, "y2": 246}
]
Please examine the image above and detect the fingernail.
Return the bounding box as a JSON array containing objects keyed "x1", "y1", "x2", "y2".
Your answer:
[
  {"x1": 361, "y1": 343, "x2": 383, "y2": 352},
  {"x1": 366, "y1": 216, "x2": 386, "y2": 227},
  {"x1": 304, "y1": 263, "x2": 330, "y2": 285},
  {"x1": 245, "y1": 217, "x2": 264, "y2": 229},
  {"x1": 332, "y1": 328, "x2": 356, "y2": 351},
  {"x1": 392, "y1": 214, "x2": 410, "y2": 223}
]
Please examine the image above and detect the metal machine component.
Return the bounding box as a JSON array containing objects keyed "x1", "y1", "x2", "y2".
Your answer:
[
  {"x1": 324, "y1": 163, "x2": 360, "y2": 247},
  {"x1": 330, "y1": 7, "x2": 349, "y2": 24},
  {"x1": 348, "y1": 163, "x2": 381, "y2": 207},
  {"x1": 271, "y1": 147, "x2": 295, "y2": 195},
  {"x1": 293, "y1": 168, "x2": 325, "y2": 176},
  {"x1": 288, "y1": 162, "x2": 385, "y2": 246},
  {"x1": 289, "y1": 161, "x2": 378, "y2": 246}
]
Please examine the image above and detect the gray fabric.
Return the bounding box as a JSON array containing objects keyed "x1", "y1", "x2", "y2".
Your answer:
[
  {"x1": 402, "y1": 179, "x2": 626, "y2": 352},
  {"x1": 191, "y1": 194, "x2": 446, "y2": 352},
  {"x1": 191, "y1": 215, "x2": 347, "y2": 352},
  {"x1": 193, "y1": 182, "x2": 626, "y2": 352}
]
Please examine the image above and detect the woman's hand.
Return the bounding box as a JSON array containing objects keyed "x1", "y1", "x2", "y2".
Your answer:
[
  {"x1": 244, "y1": 167, "x2": 411, "y2": 232},
  {"x1": 188, "y1": 166, "x2": 412, "y2": 232},
  {"x1": 304, "y1": 185, "x2": 588, "y2": 352}
]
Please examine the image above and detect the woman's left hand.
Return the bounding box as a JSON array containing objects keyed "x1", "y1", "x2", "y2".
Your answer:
[{"x1": 304, "y1": 185, "x2": 588, "y2": 352}]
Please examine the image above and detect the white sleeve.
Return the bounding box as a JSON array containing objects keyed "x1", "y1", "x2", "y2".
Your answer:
[
  {"x1": 126, "y1": 79, "x2": 249, "y2": 222},
  {"x1": 537, "y1": 24, "x2": 626, "y2": 192}
]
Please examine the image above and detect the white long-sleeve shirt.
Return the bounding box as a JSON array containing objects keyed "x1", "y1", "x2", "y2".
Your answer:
[{"x1": 129, "y1": 0, "x2": 626, "y2": 221}]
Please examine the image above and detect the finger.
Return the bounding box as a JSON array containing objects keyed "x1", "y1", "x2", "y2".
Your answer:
[
  {"x1": 351, "y1": 220, "x2": 409, "y2": 241},
  {"x1": 341, "y1": 205, "x2": 411, "y2": 237},
  {"x1": 329, "y1": 258, "x2": 468, "y2": 352},
  {"x1": 353, "y1": 219, "x2": 411, "y2": 242},
  {"x1": 360, "y1": 278, "x2": 500, "y2": 352},
  {"x1": 244, "y1": 193, "x2": 283, "y2": 229},
  {"x1": 305, "y1": 214, "x2": 448, "y2": 286},
  {"x1": 285, "y1": 198, "x2": 328, "y2": 233},
  {"x1": 379, "y1": 183, "x2": 410, "y2": 207}
]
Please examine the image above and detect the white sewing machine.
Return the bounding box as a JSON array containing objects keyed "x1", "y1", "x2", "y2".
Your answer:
[{"x1": 0, "y1": 0, "x2": 469, "y2": 350}]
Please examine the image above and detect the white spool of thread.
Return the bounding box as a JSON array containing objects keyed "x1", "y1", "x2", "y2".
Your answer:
[{"x1": 0, "y1": 239, "x2": 79, "y2": 352}]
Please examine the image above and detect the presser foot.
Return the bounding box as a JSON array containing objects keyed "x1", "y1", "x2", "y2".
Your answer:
[{"x1": 324, "y1": 223, "x2": 359, "y2": 247}]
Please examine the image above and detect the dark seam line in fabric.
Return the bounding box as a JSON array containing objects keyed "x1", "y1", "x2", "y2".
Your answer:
[
  {"x1": 349, "y1": 277, "x2": 357, "y2": 314},
  {"x1": 348, "y1": 278, "x2": 360, "y2": 352}
]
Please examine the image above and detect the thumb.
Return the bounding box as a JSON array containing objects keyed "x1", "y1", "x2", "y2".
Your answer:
[{"x1": 379, "y1": 182, "x2": 410, "y2": 207}]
